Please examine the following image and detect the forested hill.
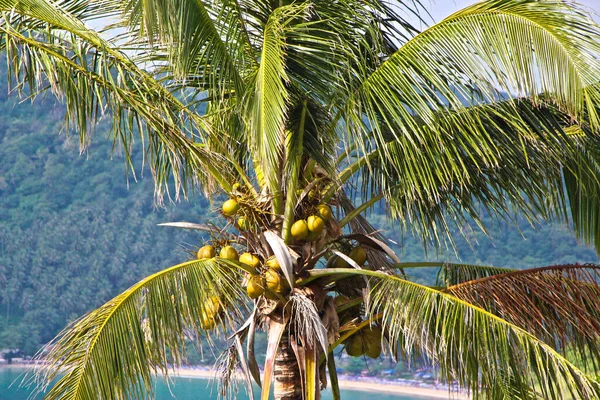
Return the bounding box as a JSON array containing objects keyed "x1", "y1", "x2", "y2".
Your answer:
[{"x1": 0, "y1": 74, "x2": 598, "y2": 357}]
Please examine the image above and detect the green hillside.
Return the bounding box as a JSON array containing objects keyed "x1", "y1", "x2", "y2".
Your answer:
[{"x1": 0, "y1": 75, "x2": 597, "y2": 357}]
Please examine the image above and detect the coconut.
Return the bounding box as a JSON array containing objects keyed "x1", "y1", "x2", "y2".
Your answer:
[
  {"x1": 219, "y1": 246, "x2": 239, "y2": 261},
  {"x1": 237, "y1": 216, "x2": 248, "y2": 231},
  {"x1": 316, "y1": 204, "x2": 333, "y2": 221},
  {"x1": 265, "y1": 255, "x2": 281, "y2": 271},
  {"x1": 222, "y1": 199, "x2": 240, "y2": 216},
  {"x1": 349, "y1": 246, "x2": 367, "y2": 266},
  {"x1": 200, "y1": 315, "x2": 216, "y2": 330},
  {"x1": 197, "y1": 245, "x2": 216, "y2": 260},
  {"x1": 239, "y1": 253, "x2": 260, "y2": 269},
  {"x1": 328, "y1": 255, "x2": 349, "y2": 269},
  {"x1": 307, "y1": 215, "x2": 325, "y2": 234},
  {"x1": 291, "y1": 220, "x2": 309, "y2": 240},
  {"x1": 345, "y1": 334, "x2": 365, "y2": 357},
  {"x1": 204, "y1": 296, "x2": 222, "y2": 317},
  {"x1": 247, "y1": 275, "x2": 266, "y2": 299},
  {"x1": 265, "y1": 269, "x2": 288, "y2": 294},
  {"x1": 363, "y1": 326, "x2": 383, "y2": 359}
]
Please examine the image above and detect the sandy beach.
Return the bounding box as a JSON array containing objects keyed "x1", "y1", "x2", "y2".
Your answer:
[{"x1": 172, "y1": 367, "x2": 468, "y2": 399}]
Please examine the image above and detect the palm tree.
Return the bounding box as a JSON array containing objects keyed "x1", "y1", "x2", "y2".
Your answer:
[{"x1": 3, "y1": 0, "x2": 600, "y2": 398}]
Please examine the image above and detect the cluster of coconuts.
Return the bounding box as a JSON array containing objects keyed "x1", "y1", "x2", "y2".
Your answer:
[
  {"x1": 345, "y1": 325, "x2": 382, "y2": 359},
  {"x1": 197, "y1": 244, "x2": 239, "y2": 261},
  {"x1": 243, "y1": 255, "x2": 290, "y2": 299},
  {"x1": 290, "y1": 204, "x2": 333, "y2": 242},
  {"x1": 216, "y1": 197, "x2": 293, "y2": 301}
]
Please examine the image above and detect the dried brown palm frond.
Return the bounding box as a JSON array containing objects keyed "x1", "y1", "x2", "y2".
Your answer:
[
  {"x1": 214, "y1": 344, "x2": 242, "y2": 400},
  {"x1": 448, "y1": 263, "x2": 600, "y2": 369},
  {"x1": 287, "y1": 292, "x2": 329, "y2": 354}
]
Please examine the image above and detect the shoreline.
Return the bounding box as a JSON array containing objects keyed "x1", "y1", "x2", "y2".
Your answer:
[
  {"x1": 173, "y1": 367, "x2": 467, "y2": 399},
  {"x1": 1, "y1": 363, "x2": 468, "y2": 399}
]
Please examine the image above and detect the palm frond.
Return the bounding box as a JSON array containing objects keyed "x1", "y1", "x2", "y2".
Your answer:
[
  {"x1": 305, "y1": 267, "x2": 600, "y2": 399},
  {"x1": 356, "y1": 98, "x2": 595, "y2": 247},
  {"x1": 244, "y1": 4, "x2": 302, "y2": 204},
  {"x1": 436, "y1": 262, "x2": 515, "y2": 287},
  {"x1": 368, "y1": 271, "x2": 600, "y2": 399},
  {"x1": 563, "y1": 136, "x2": 600, "y2": 252},
  {"x1": 338, "y1": 0, "x2": 600, "y2": 245},
  {"x1": 118, "y1": 0, "x2": 256, "y2": 93},
  {"x1": 447, "y1": 263, "x2": 600, "y2": 371},
  {"x1": 0, "y1": 0, "x2": 235, "y2": 201},
  {"x1": 31, "y1": 258, "x2": 249, "y2": 400}
]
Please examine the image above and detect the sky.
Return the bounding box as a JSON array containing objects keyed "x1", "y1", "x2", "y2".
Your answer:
[{"x1": 424, "y1": 0, "x2": 599, "y2": 24}]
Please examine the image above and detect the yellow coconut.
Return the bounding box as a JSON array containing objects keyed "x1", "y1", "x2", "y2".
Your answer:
[
  {"x1": 316, "y1": 204, "x2": 333, "y2": 221},
  {"x1": 237, "y1": 216, "x2": 248, "y2": 231},
  {"x1": 265, "y1": 255, "x2": 281, "y2": 271},
  {"x1": 291, "y1": 220, "x2": 309, "y2": 240},
  {"x1": 197, "y1": 245, "x2": 216, "y2": 260},
  {"x1": 265, "y1": 269, "x2": 289, "y2": 294},
  {"x1": 200, "y1": 315, "x2": 216, "y2": 330},
  {"x1": 222, "y1": 199, "x2": 240, "y2": 216},
  {"x1": 239, "y1": 253, "x2": 261, "y2": 269},
  {"x1": 307, "y1": 215, "x2": 325, "y2": 234},
  {"x1": 219, "y1": 245, "x2": 239, "y2": 261},
  {"x1": 349, "y1": 246, "x2": 367, "y2": 266},
  {"x1": 202, "y1": 296, "x2": 223, "y2": 329},
  {"x1": 247, "y1": 275, "x2": 266, "y2": 299}
]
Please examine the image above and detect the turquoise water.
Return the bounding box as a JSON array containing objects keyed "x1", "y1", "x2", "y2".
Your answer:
[{"x1": 0, "y1": 367, "x2": 433, "y2": 400}]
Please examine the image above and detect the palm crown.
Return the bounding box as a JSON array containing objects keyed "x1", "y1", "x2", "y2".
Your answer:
[{"x1": 3, "y1": 0, "x2": 600, "y2": 399}]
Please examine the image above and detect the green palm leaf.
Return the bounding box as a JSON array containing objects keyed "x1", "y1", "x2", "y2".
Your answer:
[
  {"x1": 338, "y1": 0, "x2": 600, "y2": 244},
  {"x1": 119, "y1": 0, "x2": 256, "y2": 93},
  {"x1": 351, "y1": 98, "x2": 595, "y2": 247},
  {"x1": 244, "y1": 4, "x2": 296, "y2": 204},
  {"x1": 563, "y1": 137, "x2": 600, "y2": 252},
  {"x1": 30, "y1": 258, "x2": 248, "y2": 400},
  {"x1": 0, "y1": 0, "x2": 232, "y2": 200}
]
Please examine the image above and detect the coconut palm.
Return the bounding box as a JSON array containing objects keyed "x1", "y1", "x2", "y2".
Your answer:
[{"x1": 4, "y1": 0, "x2": 600, "y2": 398}]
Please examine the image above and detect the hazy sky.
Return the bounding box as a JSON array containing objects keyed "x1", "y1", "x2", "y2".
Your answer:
[{"x1": 424, "y1": 0, "x2": 599, "y2": 24}]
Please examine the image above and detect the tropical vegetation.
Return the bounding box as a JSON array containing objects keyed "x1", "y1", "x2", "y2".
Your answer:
[
  {"x1": 3, "y1": 0, "x2": 600, "y2": 399},
  {"x1": 1, "y1": 77, "x2": 596, "y2": 366}
]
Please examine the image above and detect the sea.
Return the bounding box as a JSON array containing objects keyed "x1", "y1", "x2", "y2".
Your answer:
[{"x1": 0, "y1": 367, "x2": 433, "y2": 400}]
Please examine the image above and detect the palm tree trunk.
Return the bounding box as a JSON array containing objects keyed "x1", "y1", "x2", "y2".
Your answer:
[{"x1": 273, "y1": 335, "x2": 302, "y2": 400}]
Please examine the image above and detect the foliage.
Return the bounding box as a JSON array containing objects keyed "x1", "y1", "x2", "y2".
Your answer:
[
  {"x1": 2, "y1": 1, "x2": 600, "y2": 400},
  {"x1": 1, "y1": 81, "x2": 595, "y2": 357}
]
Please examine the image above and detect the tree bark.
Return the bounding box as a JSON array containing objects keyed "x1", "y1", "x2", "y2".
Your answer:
[{"x1": 273, "y1": 335, "x2": 302, "y2": 400}]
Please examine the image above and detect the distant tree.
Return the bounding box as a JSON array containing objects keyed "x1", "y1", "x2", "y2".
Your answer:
[{"x1": 3, "y1": 1, "x2": 600, "y2": 399}]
